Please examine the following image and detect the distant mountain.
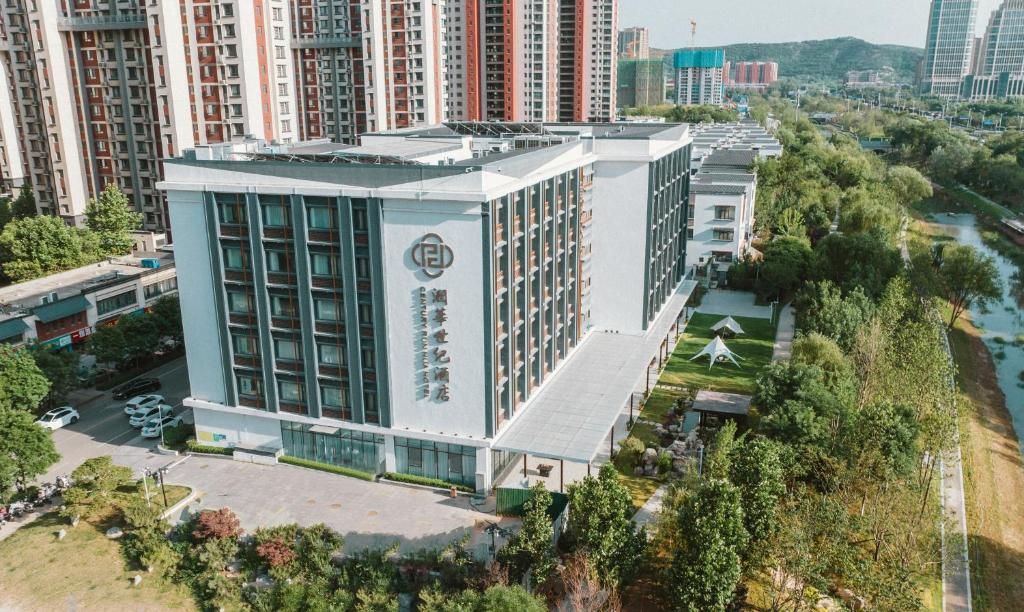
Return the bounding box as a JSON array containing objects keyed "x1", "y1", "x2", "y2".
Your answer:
[{"x1": 652, "y1": 37, "x2": 923, "y2": 83}]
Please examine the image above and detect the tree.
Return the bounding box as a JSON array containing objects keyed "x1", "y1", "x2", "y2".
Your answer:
[
  {"x1": 667, "y1": 479, "x2": 748, "y2": 612},
  {"x1": 0, "y1": 215, "x2": 97, "y2": 282},
  {"x1": 497, "y1": 482, "x2": 556, "y2": 586},
  {"x1": 88, "y1": 323, "x2": 128, "y2": 367},
  {"x1": 934, "y1": 243, "x2": 1003, "y2": 330},
  {"x1": 62, "y1": 456, "x2": 133, "y2": 520},
  {"x1": 703, "y1": 420, "x2": 740, "y2": 480},
  {"x1": 117, "y1": 313, "x2": 161, "y2": 367},
  {"x1": 885, "y1": 165, "x2": 933, "y2": 206},
  {"x1": 32, "y1": 348, "x2": 80, "y2": 407},
  {"x1": 151, "y1": 294, "x2": 184, "y2": 345},
  {"x1": 419, "y1": 585, "x2": 547, "y2": 612},
  {"x1": 10, "y1": 184, "x2": 36, "y2": 219},
  {"x1": 729, "y1": 437, "x2": 786, "y2": 546},
  {"x1": 194, "y1": 508, "x2": 243, "y2": 540},
  {"x1": 790, "y1": 332, "x2": 855, "y2": 396},
  {"x1": 758, "y1": 236, "x2": 814, "y2": 300},
  {"x1": 564, "y1": 463, "x2": 647, "y2": 586},
  {"x1": 927, "y1": 141, "x2": 974, "y2": 183},
  {"x1": 0, "y1": 345, "x2": 50, "y2": 411},
  {"x1": 0, "y1": 408, "x2": 60, "y2": 500},
  {"x1": 793, "y1": 281, "x2": 875, "y2": 352},
  {"x1": 85, "y1": 183, "x2": 142, "y2": 256},
  {"x1": 812, "y1": 232, "x2": 902, "y2": 300},
  {"x1": 846, "y1": 401, "x2": 919, "y2": 482}
]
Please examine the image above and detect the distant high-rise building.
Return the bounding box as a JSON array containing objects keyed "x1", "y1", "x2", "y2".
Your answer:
[
  {"x1": 920, "y1": 0, "x2": 978, "y2": 97},
  {"x1": 558, "y1": 0, "x2": 618, "y2": 122},
  {"x1": 673, "y1": 49, "x2": 725, "y2": 106},
  {"x1": 971, "y1": 35, "x2": 988, "y2": 76},
  {"x1": 729, "y1": 61, "x2": 779, "y2": 90},
  {"x1": 618, "y1": 26, "x2": 649, "y2": 60},
  {"x1": 979, "y1": 0, "x2": 1024, "y2": 76},
  {"x1": 617, "y1": 59, "x2": 665, "y2": 108}
]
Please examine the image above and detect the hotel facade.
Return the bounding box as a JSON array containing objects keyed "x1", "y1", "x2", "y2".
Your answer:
[{"x1": 162, "y1": 122, "x2": 692, "y2": 491}]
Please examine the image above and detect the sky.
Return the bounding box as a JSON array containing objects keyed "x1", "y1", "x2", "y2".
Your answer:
[{"x1": 619, "y1": 0, "x2": 1003, "y2": 50}]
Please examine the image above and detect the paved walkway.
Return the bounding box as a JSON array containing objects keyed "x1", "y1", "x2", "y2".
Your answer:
[
  {"x1": 633, "y1": 484, "x2": 669, "y2": 527},
  {"x1": 771, "y1": 304, "x2": 795, "y2": 362},
  {"x1": 163, "y1": 455, "x2": 518, "y2": 557},
  {"x1": 696, "y1": 289, "x2": 773, "y2": 320}
]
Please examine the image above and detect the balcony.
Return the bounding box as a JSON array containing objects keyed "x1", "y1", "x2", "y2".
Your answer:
[
  {"x1": 57, "y1": 14, "x2": 146, "y2": 32},
  {"x1": 291, "y1": 35, "x2": 360, "y2": 49}
]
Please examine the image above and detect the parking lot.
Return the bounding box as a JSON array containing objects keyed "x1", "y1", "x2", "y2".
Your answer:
[{"x1": 40, "y1": 356, "x2": 193, "y2": 483}]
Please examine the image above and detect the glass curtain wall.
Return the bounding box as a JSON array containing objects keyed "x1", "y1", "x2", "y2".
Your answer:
[
  {"x1": 394, "y1": 437, "x2": 477, "y2": 487},
  {"x1": 281, "y1": 421, "x2": 383, "y2": 474}
]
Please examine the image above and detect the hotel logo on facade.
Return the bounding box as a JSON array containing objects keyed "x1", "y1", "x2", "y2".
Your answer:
[{"x1": 411, "y1": 232, "x2": 454, "y2": 279}]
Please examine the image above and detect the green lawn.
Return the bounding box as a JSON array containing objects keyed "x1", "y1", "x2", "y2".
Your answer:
[
  {"x1": 658, "y1": 312, "x2": 777, "y2": 395},
  {"x1": 0, "y1": 512, "x2": 195, "y2": 611}
]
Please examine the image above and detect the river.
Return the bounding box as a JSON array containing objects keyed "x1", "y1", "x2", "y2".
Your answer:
[{"x1": 928, "y1": 213, "x2": 1024, "y2": 452}]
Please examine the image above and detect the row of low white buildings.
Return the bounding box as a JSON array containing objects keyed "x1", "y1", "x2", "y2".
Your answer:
[{"x1": 685, "y1": 121, "x2": 782, "y2": 281}]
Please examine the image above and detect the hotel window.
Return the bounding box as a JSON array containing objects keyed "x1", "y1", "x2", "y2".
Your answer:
[
  {"x1": 358, "y1": 303, "x2": 373, "y2": 326},
  {"x1": 318, "y1": 342, "x2": 344, "y2": 366},
  {"x1": 321, "y1": 384, "x2": 346, "y2": 408},
  {"x1": 279, "y1": 380, "x2": 304, "y2": 402},
  {"x1": 314, "y1": 298, "x2": 340, "y2": 321},
  {"x1": 310, "y1": 253, "x2": 340, "y2": 277},
  {"x1": 263, "y1": 203, "x2": 288, "y2": 227},
  {"x1": 393, "y1": 437, "x2": 476, "y2": 487},
  {"x1": 355, "y1": 256, "x2": 370, "y2": 280},
  {"x1": 217, "y1": 194, "x2": 244, "y2": 223},
  {"x1": 265, "y1": 249, "x2": 291, "y2": 273},
  {"x1": 307, "y1": 206, "x2": 336, "y2": 229},
  {"x1": 271, "y1": 295, "x2": 297, "y2": 318},
  {"x1": 237, "y1": 375, "x2": 262, "y2": 396},
  {"x1": 361, "y1": 347, "x2": 375, "y2": 369},
  {"x1": 223, "y1": 245, "x2": 245, "y2": 270},
  {"x1": 275, "y1": 338, "x2": 301, "y2": 361},
  {"x1": 713, "y1": 229, "x2": 734, "y2": 241},
  {"x1": 232, "y1": 334, "x2": 258, "y2": 356},
  {"x1": 227, "y1": 291, "x2": 253, "y2": 314}
]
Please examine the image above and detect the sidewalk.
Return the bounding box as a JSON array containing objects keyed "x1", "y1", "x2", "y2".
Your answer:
[{"x1": 771, "y1": 305, "x2": 795, "y2": 362}]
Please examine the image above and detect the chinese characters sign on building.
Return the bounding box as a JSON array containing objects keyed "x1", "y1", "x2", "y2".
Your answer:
[{"x1": 418, "y1": 287, "x2": 451, "y2": 402}]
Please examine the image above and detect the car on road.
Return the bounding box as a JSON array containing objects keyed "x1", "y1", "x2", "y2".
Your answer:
[
  {"x1": 140, "y1": 414, "x2": 184, "y2": 438},
  {"x1": 129, "y1": 404, "x2": 173, "y2": 428},
  {"x1": 35, "y1": 406, "x2": 80, "y2": 430},
  {"x1": 111, "y1": 377, "x2": 161, "y2": 400},
  {"x1": 124, "y1": 394, "x2": 164, "y2": 416}
]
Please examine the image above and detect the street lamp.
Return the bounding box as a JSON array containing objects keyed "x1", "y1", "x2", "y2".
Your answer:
[{"x1": 157, "y1": 468, "x2": 169, "y2": 508}]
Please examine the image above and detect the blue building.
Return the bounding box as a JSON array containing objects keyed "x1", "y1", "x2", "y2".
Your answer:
[{"x1": 673, "y1": 49, "x2": 726, "y2": 106}]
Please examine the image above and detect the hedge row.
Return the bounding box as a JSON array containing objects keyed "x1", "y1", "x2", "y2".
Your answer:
[
  {"x1": 278, "y1": 455, "x2": 376, "y2": 481},
  {"x1": 185, "y1": 440, "x2": 234, "y2": 455},
  {"x1": 382, "y1": 472, "x2": 474, "y2": 493}
]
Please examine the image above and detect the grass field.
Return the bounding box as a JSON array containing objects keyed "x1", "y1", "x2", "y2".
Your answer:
[
  {"x1": 0, "y1": 512, "x2": 195, "y2": 611},
  {"x1": 658, "y1": 313, "x2": 777, "y2": 395}
]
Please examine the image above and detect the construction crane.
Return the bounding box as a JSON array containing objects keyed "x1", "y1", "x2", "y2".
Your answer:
[{"x1": 690, "y1": 19, "x2": 697, "y2": 49}]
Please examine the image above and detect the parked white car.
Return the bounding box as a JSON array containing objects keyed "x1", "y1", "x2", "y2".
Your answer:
[
  {"x1": 140, "y1": 414, "x2": 184, "y2": 439},
  {"x1": 124, "y1": 394, "x2": 164, "y2": 417},
  {"x1": 129, "y1": 404, "x2": 173, "y2": 428},
  {"x1": 35, "y1": 406, "x2": 80, "y2": 430}
]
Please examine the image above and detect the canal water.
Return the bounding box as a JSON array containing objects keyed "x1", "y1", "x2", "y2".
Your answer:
[{"x1": 929, "y1": 213, "x2": 1024, "y2": 453}]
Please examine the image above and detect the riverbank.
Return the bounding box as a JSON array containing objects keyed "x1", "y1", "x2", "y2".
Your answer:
[{"x1": 948, "y1": 311, "x2": 1024, "y2": 611}]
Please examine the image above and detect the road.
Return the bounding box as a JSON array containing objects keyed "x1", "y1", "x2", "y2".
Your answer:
[{"x1": 40, "y1": 356, "x2": 193, "y2": 483}]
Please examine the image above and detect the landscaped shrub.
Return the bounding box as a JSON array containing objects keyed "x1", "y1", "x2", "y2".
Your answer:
[
  {"x1": 162, "y1": 422, "x2": 195, "y2": 448},
  {"x1": 618, "y1": 437, "x2": 646, "y2": 467},
  {"x1": 278, "y1": 455, "x2": 376, "y2": 481},
  {"x1": 185, "y1": 440, "x2": 233, "y2": 455},
  {"x1": 382, "y1": 472, "x2": 475, "y2": 493},
  {"x1": 193, "y1": 508, "x2": 242, "y2": 540},
  {"x1": 657, "y1": 451, "x2": 673, "y2": 475}
]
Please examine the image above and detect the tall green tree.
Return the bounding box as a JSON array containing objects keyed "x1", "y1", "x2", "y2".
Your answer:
[
  {"x1": 934, "y1": 243, "x2": 1003, "y2": 330},
  {"x1": 729, "y1": 437, "x2": 786, "y2": 547},
  {"x1": 667, "y1": 479, "x2": 748, "y2": 612},
  {"x1": 88, "y1": 323, "x2": 128, "y2": 368},
  {"x1": 0, "y1": 345, "x2": 51, "y2": 412},
  {"x1": 758, "y1": 236, "x2": 814, "y2": 300},
  {"x1": 564, "y1": 463, "x2": 647, "y2": 586},
  {"x1": 885, "y1": 165, "x2": 933, "y2": 206},
  {"x1": 497, "y1": 482, "x2": 556, "y2": 587},
  {"x1": 32, "y1": 349, "x2": 80, "y2": 407},
  {"x1": 118, "y1": 313, "x2": 161, "y2": 367},
  {"x1": 150, "y1": 294, "x2": 184, "y2": 345},
  {"x1": 0, "y1": 408, "x2": 60, "y2": 500},
  {"x1": 794, "y1": 281, "x2": 875, "y2": 352},
  {"x1": 61, "y1": 456, "x2": 133, "y2": 520},
  {"x1": 85, "y1": 183, "x2": 142, "y2": 256},
  {"x1": 0, "y1": 215, "x2": 96, "y2": 282}
]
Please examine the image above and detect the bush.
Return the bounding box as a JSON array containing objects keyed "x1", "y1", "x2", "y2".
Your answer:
[
  {"x1": 382, "y1": 472, "x2": 475, "y2": 493},
  {"x1": 186, "y1": 440, "x2": 233, "y2": 455},
  {"x1": 618, "y1": 437, "x2": 646, "y2": 465},
  {"x1": 162, "y1": 422, "x2": 195, "y2": 449},
  {"x1": 279, "y1": 456, "x2": 376, "y2": 481},
  {"x1": 657, "y1": 451, "x2": 673, "y2": 475},
  {"x1": 194, "y1": 508, "x2": 243, "y2": 540},
  {"x1": 256, "y1": 537, "x2": 296, "y2": 568},
  {"x1": 122, "y1": 527, "x2": 179, "y2": 572}
]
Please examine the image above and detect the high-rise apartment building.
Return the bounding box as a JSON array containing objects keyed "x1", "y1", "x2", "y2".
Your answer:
[
  {"x1": 674, "y1": 49, "x2": 725, "y2": 106},
  {"x1": 618, "y1": 26, "x2": 649, "y2": 60},
  {"x1": 730, "y1": 61, "x2": 779, "y2": 90},
  {"x1": 0, "y1": 0, "x2": 448, "y2": 230},
  {"x1": 979, "y1": 0, "x2": 1024, "y2": 76},
  {"x1": 920, "y1": 0, "x2": 978, "y2": 97},
  {"x1": 444, "y1": 0, "x2": 617, "y2": 123},
  {"x1": 163, "y1": 122, "x2": 693, "y2": 491},
  {"x1": 617, "y1": 59, "x2": 665, "y2": 108}
]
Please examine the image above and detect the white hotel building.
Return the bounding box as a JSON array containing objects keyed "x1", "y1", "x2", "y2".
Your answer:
[{"x1": 161, "y1": 122, "x2": 693, "y2": 491}]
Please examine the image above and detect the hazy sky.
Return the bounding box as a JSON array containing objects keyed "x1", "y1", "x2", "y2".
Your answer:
[{"x1": 619, "y1": 0, "x2": 1003, "y2": 50}]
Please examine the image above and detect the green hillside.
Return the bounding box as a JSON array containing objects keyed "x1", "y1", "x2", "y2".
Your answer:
[{"x1": 652, "y1": 37, "x2": 923, "y2": 83}]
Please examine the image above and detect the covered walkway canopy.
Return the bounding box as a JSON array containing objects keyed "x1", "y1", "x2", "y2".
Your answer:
[{"x1": 492, "y1": 281, "x2": 698, "y2": 465}]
